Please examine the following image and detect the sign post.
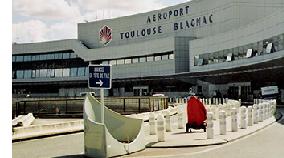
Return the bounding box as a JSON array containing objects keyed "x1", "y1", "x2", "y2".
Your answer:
[{"x1": 88, "y1": 65, "x2": 112, "y2": 124}]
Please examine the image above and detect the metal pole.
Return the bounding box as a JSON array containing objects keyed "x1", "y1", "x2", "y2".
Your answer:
[{"x1": 100, "y1": 89, "x2": 104, "y2": 124}]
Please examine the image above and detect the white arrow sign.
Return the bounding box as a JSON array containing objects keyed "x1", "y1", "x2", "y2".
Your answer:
[{"x1": 96, "y1": 80, "x2": 103, "y2": 86}]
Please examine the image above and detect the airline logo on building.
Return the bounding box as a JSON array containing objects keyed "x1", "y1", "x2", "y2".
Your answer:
[{"x1": 99, "y1": 25, "x2": 112, "y2": 46}]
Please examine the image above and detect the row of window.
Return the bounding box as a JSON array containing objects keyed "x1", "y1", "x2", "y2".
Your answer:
[
  {"x1": 13, "y1": 67, "x2": 88, "y2": 79},
  {"x1": 194, "y1": 34, "x2": 284, "y2": 66},
  {"x1": 100, "y1": 53, "x2": 175, "y2": 66},
  {"x1": 12, "y1": 52, "x2": 78, "y2": 62}
]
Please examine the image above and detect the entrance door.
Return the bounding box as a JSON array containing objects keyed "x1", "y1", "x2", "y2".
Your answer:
[{"x1": 133, "y1": 86, "x2": 149, "y2": 96}]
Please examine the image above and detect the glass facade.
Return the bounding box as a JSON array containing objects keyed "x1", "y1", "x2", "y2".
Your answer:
[
  {"x1": 13, "y1": 51, "x2": 77, "y2": 62},
  {"x1": 13, "y1": 50, "x2": 174, "y2": 79},
  {"x1": 194, "y1": 34, "x2": 284, "y2": 66}
]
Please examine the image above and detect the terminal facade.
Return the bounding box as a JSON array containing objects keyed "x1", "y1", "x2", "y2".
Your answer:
[{"x1": 12, "y1": 0, "x2": 284, "y2": 103}]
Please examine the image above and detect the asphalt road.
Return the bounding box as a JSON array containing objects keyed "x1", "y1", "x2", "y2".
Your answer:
[{"x1": 12, "y1": 108, "x2": 284, "y2": 158}]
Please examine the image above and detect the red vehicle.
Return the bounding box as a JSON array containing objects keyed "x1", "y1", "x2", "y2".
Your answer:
[{"x1": 186, "y1": 96, "x2": 207, "y2": 132}]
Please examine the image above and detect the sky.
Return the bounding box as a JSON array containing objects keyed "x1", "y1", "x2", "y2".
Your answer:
[{"x1": 13, "y1": 0, "x2": 190, "y2": 43}]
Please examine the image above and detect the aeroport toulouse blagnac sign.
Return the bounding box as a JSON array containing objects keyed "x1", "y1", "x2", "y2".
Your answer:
[
  {"x1": 88, "y1": 65, "x2": 112, "y2": 89},
  {"x1": 99, "y1": 4, "x2": 214, "y2": 45}
]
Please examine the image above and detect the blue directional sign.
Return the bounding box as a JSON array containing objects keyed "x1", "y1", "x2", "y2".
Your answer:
[{"x1": 88, "y1": 65, "x2": 112, "y2": 89}]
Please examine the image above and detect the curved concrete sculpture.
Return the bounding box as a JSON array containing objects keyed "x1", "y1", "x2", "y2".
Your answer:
[{"x1": 84, "y1": 93, "x2": 146, "y2": 158}]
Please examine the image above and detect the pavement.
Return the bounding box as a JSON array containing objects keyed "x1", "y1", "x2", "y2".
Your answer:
[
  {"x1": 12, "y1": 104, "x2": 282, "y2": 158},
  {"x1": 143, "y1": 113, "x2": 277, "y2": 148}
]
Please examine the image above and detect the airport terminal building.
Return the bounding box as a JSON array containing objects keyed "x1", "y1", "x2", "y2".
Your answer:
[{"x1": 12, "y1": 0, "x2": 284, "y2": 103}]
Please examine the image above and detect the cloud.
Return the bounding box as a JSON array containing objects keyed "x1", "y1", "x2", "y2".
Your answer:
[
  {"x1": 13, "y1": 20, "x2": 77, "y2": 43},
  {"x1": 13, "y1": 20, "x2": 48, "y2": 43},
  {"x1": 78, "y1": 0, "x2": 166, "y2": 20},
  {"x1": 12, "y1": 0, "x2": 191, "y2": 43},
  {"x1": 13, "y1": 0, "x2": 81, "y2": 21}
]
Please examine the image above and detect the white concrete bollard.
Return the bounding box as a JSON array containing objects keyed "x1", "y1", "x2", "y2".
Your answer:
[
  {"x1": 259, "y1": 104, "x2": 264, "y2": 122},
  {"x1": 219, "y1": 111, "x2": 226, "y2": 135},
  {"x1": 207, "y1": 112, "x2": 214, "y2": 139},
  {"x1": 253, "y1": 105, "x2": 258, "y2": 124},
  {"x1": 209, "y1": 99, "x2": 211, "y2": 105},
  {"x1": 157, "y1": 114, "x2": 165, "y2": 142},
  {"x1": 264, "y1": 103, "x2": 268, "y2": 120},
  {"x1": 248, "y1": 106, "x2": 253, "y2": 126},
  {"x1": 240, "y1": 106, "x2": 247, "y2": 129},
  {"x1": 149, "y1": 112, "x2": 156, "y2": 135},
  {"x1": 231, "y1": 108, "x2": 238, "y2": 132},
  {"x1": 178, "y1": 109, "x2": 184, "y2": 129},
  {"x1": 165, "y1": 110, "x2": 171, "y2": 132}
]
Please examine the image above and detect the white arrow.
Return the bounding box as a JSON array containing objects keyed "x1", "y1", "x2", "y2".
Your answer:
[{"x1": 96, "y1": 80, "x2": 103, "y2": 86}]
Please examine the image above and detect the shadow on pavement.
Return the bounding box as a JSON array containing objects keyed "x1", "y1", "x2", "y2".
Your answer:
[
  {"x1": 53, "y1": 155, "x2": 85, "y2": 158},
  {"x1": 172, "y1": 130, "x2": 205, "y2": 135},
  {"x1": 275, "y1": 107, "x2": 284, "y2": 125}
]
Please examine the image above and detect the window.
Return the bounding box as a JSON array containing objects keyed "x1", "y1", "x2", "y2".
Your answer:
[
  {"x1": 139, "y1": 57, "x2": 146, "y2": 63},
  {"x1": 35, "y1": 55, "x2": 40, "y2": 61},
  {"x1": 31, "y1": 55, "x2": 36, "y2": 61},
  {"x1": 70, "y1": 53, "x2": 76, "y2": 58},
  {"x1": 162, "y1": 54, "x2": 169, "y2": 60},
  {"x1": 62, "y1": 68, "x2": 70, "y2": 77},
  {"x1": 132, "y1": 58, "x2": 139, "y2": 63},
  {"x1": 47, "y1": 69, "x2": 55, "y2": 77},
  {"x1": 70, "y1": 67, "x2": 78, "y2": 77},
  {"x1": 55, "y1": 53, "x2": 63, "y2": 59},
  {"x1": 55, "y1": 69, "x2": 63, "y2": 77},
  {"x1": 194, "y1": 56, "x2": 199, "y2": 66},
  {"x1": 85, "y1": 67, "x2": 89, "y2": 76},
  {"x1": 154, "y1": 56, "x2": 161, "y2": 61},
  {"x1": 46, "y1": 54, "x2": 55, "y2": 60},
  {"x1": 78, "y1": 67, "x2": 85, "y2": 76},
  {"x1": 124, "y1": 59, "x2": 131, "y2": 64},
  {"x1": 36, "y1": 70, "x2": 40, "y2": 78},
  {"x1": 23, "y1": 55, "x2": 32, "y2": 62},
  {"x1": 101, "y1": 60, "x2": 109, "y2": 65},
  {"x1": 12, "y1": 71, "x2": 16, "y2": 79},
  {"x1": 110, "y1": 60, "x2": 117, "y2": 65},
  {"x1": 12, "y1": 56, "x2": 16, "y2": 62},
  {"x1": 16, "y1": 70, "x2": 24, "y2": 79},
  {"x1": 16, "y1": 56, "x2": 24, "y2": 62},
  {"x1": 32, "y1": 70, "x2": 36, "y2": 78},
  {"x1": 40, "y1": 54, "x2": 47, "y2": 60},
  {"x1": 40, "y1": 69, "x2": 47, "y2": 77},
  {"x1": 147, "y1": 56, "x2": 153, "y2": 62},
  {"x1": 63, "y1": 53, "x2": 70, "y2": 59},
  {"x1": 169, "y1": 54, "x2": 175, "y2": 60},
  {"x1": 226, "y1": 53, "x2": 233, "y2": 62},
  {"x1": 116, "y1": 59, "x2": 124, "y2": 65},
  {"x1": 24, "y1": 70, "x2": 32, "y2": 79}
]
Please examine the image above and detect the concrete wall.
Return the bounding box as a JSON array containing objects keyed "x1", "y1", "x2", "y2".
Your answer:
[{"x1": 189, "y1": 9, "x2": 284, "y2": 71}]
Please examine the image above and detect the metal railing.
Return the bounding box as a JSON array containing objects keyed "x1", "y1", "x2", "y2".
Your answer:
[{"x1": 13, "y1": 96, "x2": 168, "y2": 118}]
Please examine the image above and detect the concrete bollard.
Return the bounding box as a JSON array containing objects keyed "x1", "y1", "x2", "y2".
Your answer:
[
  {"x1": 157, "y1": 114, "x2": 165, "y2": 142},
  {"x1": 259, "y1": 104, "x2": 264, "y2": 122},
  {"x1": 219, "y1": 111, "x2": 226, "y2": 135},
  {"x1": 240, "y1": 106, "x2": 247, "y2": 129},
  {"x1": 207, "y1": 112, "x2": 214, "y2": 139},
  {"x1": 253, "y1": 105, "x2": 258, "y2": 124},
  {"x1": 149, "y1": 112, "x2": 156, "y2": 135},
  {"x1": 264, "y1": 103, "x2": 267, "y2": 120},
  {"x1": 231, "y1": 108, "x2": 238, "y2": 132},
  {"x1": 178, "y1": 109, "x2": 184, "y2": 129},
  {"x1": 266, "y1": 103, "x2": 269, "y2": 119},
  {"x1": 248, "y1": 106, "x2": 253, "y2": 126},
  {"x1": 165, "y1": 110, "x2": 171, "y2": 132}
]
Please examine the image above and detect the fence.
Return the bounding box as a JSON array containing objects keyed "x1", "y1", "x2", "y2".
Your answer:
[{"x1": 13, "y1": 96, "x2": 168, "y2": 118}]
